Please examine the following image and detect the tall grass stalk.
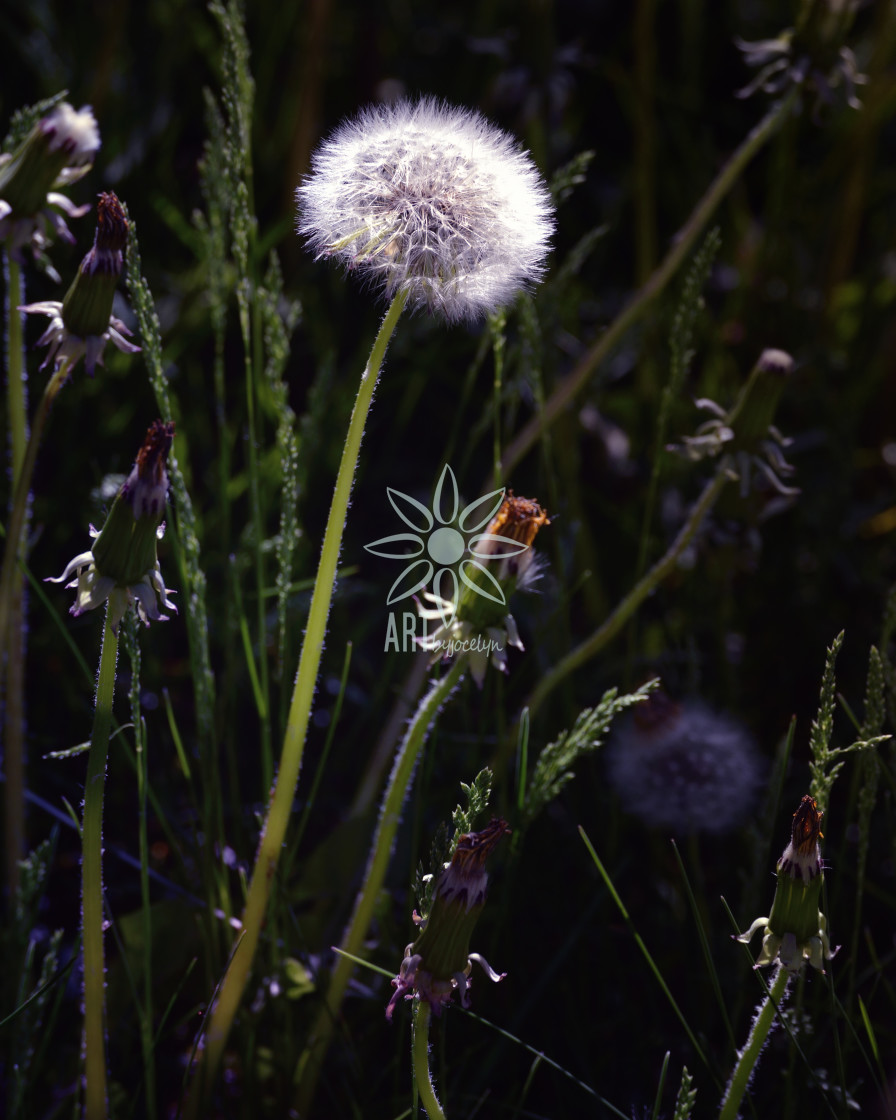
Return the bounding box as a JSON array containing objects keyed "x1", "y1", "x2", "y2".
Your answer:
[
  {"x1": 524, "y1": 467, "x2": 729, "y2": 720},
  {"x1": 186, "y1": 287, "x2": 408, "y2": 1109},
  {"x1": 497, "y1": 88, "x2": 799, "y2": 481}
]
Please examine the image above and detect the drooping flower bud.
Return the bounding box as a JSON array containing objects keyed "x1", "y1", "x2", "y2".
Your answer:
[
  {"x1": 736, "y1": 794, "x2": 837, "y2": 973},
  {"x1": 20, "y1": 192, "x2": 141, "y2": 376},
  {"x1": 386, "y1": 818, "x2": 509, "y2": 1021},
  {"x1": 670, "y1": 349, "x2": 798, "y2": 498},
  {"x1": 0, "y1": 102, "x2": 99, "y2": 219},
  {"x1": 47, "y1": 420, "x2": 177, "y2": 632},
  {"x1": 0, "y1": 102, "x2": 99, "y2": 272},
  {"x1": 417, "y1": 492, "x2": 549, "y2": 685}
]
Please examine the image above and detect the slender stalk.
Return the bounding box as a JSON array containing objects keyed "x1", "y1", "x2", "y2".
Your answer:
[
  {"x1": 413, "y1": 998, "x2": 447, "y2": 1120},
  {"x1": 524, "y1": 467, "x2": 729, "y2": 721},
  {"x1": 719, "y1": 965, "x2": 790, "y2": 1120},
  {"x1": 496, "y1": 89, "x2": 799, "y2": 483},
  {"x1": 82, "y1": 614, "x2": 120, "y2": 1120},
  {"x1": 0, "y1": 358, "x2": 71, "y2": 655},
  {"x1": 294, "y1": 656, "x2": 466, "y2": 1115},
  {"x1": 4, "y1": 248, "x2": 27, "y2": 893},
  {"x1": 186, "y1": 288, "x2": 408, "y2": 1111}
]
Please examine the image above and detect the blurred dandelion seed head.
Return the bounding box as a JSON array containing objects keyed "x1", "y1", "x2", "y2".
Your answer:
[
  {"x1": 41, "y1": 102, "x2": 101, "y2": 166},
  {"x1": 297, "y1": 97, "x2": 554, "y2": 321},
  {"x1": 606, "y1": 695, "x2": 762, "y2": 834}
]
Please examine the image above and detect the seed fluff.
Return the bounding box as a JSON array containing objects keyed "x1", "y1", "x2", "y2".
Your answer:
[{"x1": 297, "y1": 97, "x2": 554, "y2": 322}]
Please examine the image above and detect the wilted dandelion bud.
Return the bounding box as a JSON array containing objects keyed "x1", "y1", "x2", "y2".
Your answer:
[
  {"x1": 20, "y1": 192, "x2": 141, "y2": 376},
  {"x1": 386, "y1": 818, "x2": 509, "y2": 1021},
  {"x1": 669, "y1": 349, "x2": 798, "y2": 499},
  {"x1": 737, "y1": 2, "x2": 866, "y2": 113},
  {"x1": 0, "y1": 102, "x2": 100, "y2": 271},
  {"x1": 605, "y1": 693, "x2": 763, "y2": 834},
  {"x1": 736, "y1": 794, "x2": 837, "y2": 973},
  {"x1": 297, "y1": 97, "x2": 554, "y2": 322},
  {"x1": 47, "y1": 420, "x2": 177, "y2": 632},
  {"x1": 416, "y1": 491, "x2": 549, "y2": 685}
]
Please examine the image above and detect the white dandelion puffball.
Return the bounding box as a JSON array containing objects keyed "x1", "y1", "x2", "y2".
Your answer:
[
  {"x1": 605, "y1": 695, "x2": 763, "y2": 835},
  {"x1": 297, "y1": 97, "x2": 555, "y2": 322}
]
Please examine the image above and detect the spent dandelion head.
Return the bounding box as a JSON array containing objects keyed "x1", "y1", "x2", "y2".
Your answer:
[
  {"x1": 20, "y1": 192, "x2": 141, "y2": 376},
  {"x1": 736, "y1": 794, "x2": 837, "y2": 974},
  {"x1": 297, "y1": 97, "x2": 555, "y2": 322},
  {"x1": 0, "y1": 102, "x2": 100, "y2": 277},
  {"x1": 414, "y1": 489, "x2": 549, "y2": 685},
  {"x1": 386, "y1": 818, "x2": 509, "y2": 1021},
  {"x1": 47, "y1": 420, "x2": 177, "y2": 633}
]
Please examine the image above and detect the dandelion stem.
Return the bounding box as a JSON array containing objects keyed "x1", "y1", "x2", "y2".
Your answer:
[
  {"x1": 719, "y1": 964, "x2": 790, "y2": 1120},
  {"x1": 0, "y1": 356, "x2": 72, "y2": 656},
  {"x1": 497, "y1": 88, "x2": 799, "y2": 482},
  {"x1": 3, "y1": 247, "x2": 27, "y2": 894},
  {"x1": 186, "y1": 287, "x2": 408, "y2": 1110},
  {"x1": 413, "y1": 998, "x2": 447, "y2": 1120},
  {"x1": 294, "y1": 655, "x2": 466, "y2": 1116},
  {"x1": 82, "y1": 613, "x2": 119, "y2": 1120},
  {"x1": 524, "y1": 466, "x2": 729, "y2": 720}
]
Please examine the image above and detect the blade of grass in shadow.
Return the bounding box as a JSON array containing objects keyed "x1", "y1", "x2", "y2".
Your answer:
[
  {"x1": 578, "y1": 825, "x2": 709, "y2": 1070},
  {"x1": 670, "y1": 839, "x2": 736, "y2": 1050},
  {"x1": 650, "y1": 1051, "x2": 671, "y2": 1120}
]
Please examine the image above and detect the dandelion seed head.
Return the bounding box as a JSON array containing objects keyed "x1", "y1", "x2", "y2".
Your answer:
[
  {"x1": 297, "y1": 97, "x2": 554, "y2": 322},
  {"x1": 606, "y1": 694, "x2": 763, "y2": 835},
  {"x1": 42, "y1": 103, "x2": 101, "y2": 164}
]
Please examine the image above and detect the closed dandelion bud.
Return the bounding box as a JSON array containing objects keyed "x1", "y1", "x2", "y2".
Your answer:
[
  {"x1": 417, "y1": 492, "x2": 549, "y2": 685},
  {"x1": 736, "y1": 794, "x2": 837, "y2": 973},
  {"x1": 61, "y1": 191, "x2": 127, "y2": 338},
  {"x1": 386, "y1": 818, "x2": 509, "y2": 1021},
  {"x1": 725, "y1": 349, "x2": 793, "y2": 455},
  {"x1": 0, "y1": 103, "x2": 99, "y2": 272},
  {"x1": 455, "y1": 493, "x2": 549, "y2": 632},
  {"x1": 669, "y1": 348, "x2": 798, "y2": 498},
  {"x1": 20, "y1": 192, "x2": 141, "y2": 375},
  {"x1": 0, "y1": 102, "x2": 99, "y2": 220},
  {"x1": 47, "y1": 420, "x2": 177, "y2": 632}
]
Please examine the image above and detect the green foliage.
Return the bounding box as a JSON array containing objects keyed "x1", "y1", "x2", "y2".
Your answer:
[
  {"x1": 808, "y1": 633, "x2": 889, "y2": 812},
  {"x1": 3, "y1": 1, "x2": 896, "y2": 1116},
  {"x1": 522, "y1": 679, "x2": 658, "y2": 828},
  {"x1": 1, "y1": 90, "x2": 69, "y2": 151},
  {"x1": 549, "y1": 149, "x2": 596, "y2": 203},
  {"x1": 413, "y1": 767, "x2": 493, "y2": 919},
  {"x1": 671, "y1": 1066, "x2": 697, "y2": 1120}
]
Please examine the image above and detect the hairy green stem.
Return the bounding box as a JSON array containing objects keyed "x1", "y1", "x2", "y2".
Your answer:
[
  {"x1": 0, "y1": 357, "x2": 71, "y2": 655},
  {"x1": 294, "y1": 655, "x2": 466, "y2": 1115},
  {"x1": 719, "y1": 965, "x2": 790, "y2": 1120},
  {"x1": 497, "y1": 89, "x2": 799, "y2": 483},
  {"x1": 524, "y1": 467, "x2": 729, "y2": 721},
  {"x1": 414, "y1": 998, "x2": 447, "y2": 1120},
  {"x1": 82, "y1": 614, "x2": 119, "y2": 1120},
  {"x1": 186, "y1": 288, "x2": 408, "y2": 1111},
  {"x1": 4, "y1": 248, "x2": 27, "y2": 893}
]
